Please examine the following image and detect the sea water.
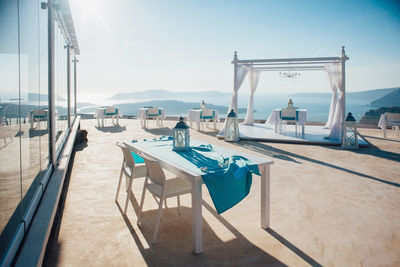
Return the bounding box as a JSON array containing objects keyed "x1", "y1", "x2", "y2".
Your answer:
[{"x1": 77, "y1": 93, "x2": 372, "y2": 122}]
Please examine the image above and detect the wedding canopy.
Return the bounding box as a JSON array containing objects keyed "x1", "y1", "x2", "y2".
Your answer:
[{"x1": 220, "y1": 46, "x2": 349, "y2": 140}]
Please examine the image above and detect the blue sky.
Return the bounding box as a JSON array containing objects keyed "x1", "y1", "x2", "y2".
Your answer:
[{"x1": 70, "y1": 0, "x2": 400, "y2": 102}]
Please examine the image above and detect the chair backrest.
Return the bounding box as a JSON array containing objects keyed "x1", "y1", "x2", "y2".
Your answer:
[
  {"x1": 200, "y1": 109, "x2": 214, "y2": 119},
  {"x1": 147, "y1": 107, "x2": 160, "y2": 116},
  {"x1": 105, "y1": 106, "x2": 117, "y2": 114},
  {"x1": 139, "y1": 153, "x2": 166, "y2": 186},
  {"x1": 386, "y1": 113, "x2": 400, "y2": 123},
  {"x1": 116, "y1": 142, "x2": 135, "y2": 169},
  {"x1": 281, "y1": 108, "x2": 297, "y2": 121}
]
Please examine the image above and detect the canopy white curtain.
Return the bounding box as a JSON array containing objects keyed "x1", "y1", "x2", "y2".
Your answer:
[
  {"x1": 218, "y1": 65, "x2": 249, "y2": 135},
  {"x1": 323, "y1": 63, "x2": 339, "y2": 129},
  {"x1": 243, "y1": 69, "x2": 260, "y2": 125},
  {"x1": 326, "y1": 63, "x2": 344, "y2": 140},
  {"x1": 228, "y1": 65, "x2": 249, "y2": 113}
]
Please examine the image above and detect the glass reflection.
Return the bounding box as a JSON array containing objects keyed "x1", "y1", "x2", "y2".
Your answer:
[
  {"x1": 55, "y1": 18, "x2": 68, "y2": 153},
  {"x1": 0, "y1": 0, "x2": 50, "y2": 257},
  {"x1": 0, "y1": 0, "x2": 23, "y2": 253},
  {"x1": 19, "y1": 0, "x2": 42, "y2": 216}
]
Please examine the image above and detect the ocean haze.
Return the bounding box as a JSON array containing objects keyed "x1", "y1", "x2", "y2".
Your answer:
[{"x1": 76, "y1": 87, "x2": 399, "y2": 122}]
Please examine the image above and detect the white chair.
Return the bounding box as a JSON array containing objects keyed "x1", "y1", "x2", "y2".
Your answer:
[
  {"x1": 384, "y1": 113, "x2": 400, "y2": 138},
  {"x1": 280, "y1": 108, "x2": 299, "y2": 136},
  {"x1": 105, "y1": 106, "x2": 119, "y2": 126},
  {"x1": 200, "y1": 109, "x2": 216, "y2": 130},
  {"x1": 115, "y1": 142, "x2": 147, "y2": 214},
  {"x1": 145, "y1": 107, "x2": 162, "y2": 128},
  {"x1": 31, "y1": 109, "x2": 47, "y2": 129},
  {"x1": 137, "y1": 153, "x2": 192, "y2": 244}
]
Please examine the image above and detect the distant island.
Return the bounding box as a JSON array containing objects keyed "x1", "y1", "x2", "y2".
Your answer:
[
  {"x1": 109, "y1": 89, "x2": 231, "y2": 100},
  {"x1": 292, "y1": 87, "x2": 398, "y2": 102}
]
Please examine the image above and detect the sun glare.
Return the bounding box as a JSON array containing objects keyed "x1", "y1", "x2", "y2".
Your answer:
[{"x1": 71, "y1": 0, "x2": 103, "y2": 18}]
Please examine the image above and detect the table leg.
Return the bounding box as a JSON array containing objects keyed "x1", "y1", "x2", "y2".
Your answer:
[
  {"x1": 383, "y1": 122, "x2": 387, "y2": 138},
  {"x1": 302, "y1": 123, "x2": 305, "y2": 136},
  {"x1": 192, "y1": 177, "x2": 203, "y2": 254},
  {"x1": 196, "y1": 120, "x2": 201, "y2": 131},
  {"x1": 261, "y1": 165, "x2": 270, "y2": 229}
]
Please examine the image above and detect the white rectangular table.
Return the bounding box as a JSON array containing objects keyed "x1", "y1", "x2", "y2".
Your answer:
[
  {"x1": 124, "y1": 139, "x2": 273, "y2": 254},
  {"x1": 187, "y1": 109, "x2": 219, "y2": 130},
  {"x1": 378, "y1": 113, "x2": 400, "y2": 137},
  {"x1": 94, "y1": 107, "x2": 122, "y2": 127},
  {"x1": 28, "y1": 109, "x2": 49, "y2": 129},
  {"x1": 138, "y1": 108, "x2": 165, "y2": 128},
  {"x1": 265, "y1": 108, "x2": 307, "y2": 135}
]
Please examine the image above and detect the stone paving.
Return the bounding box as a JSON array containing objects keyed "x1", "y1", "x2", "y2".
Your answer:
[{"x1": 47, "y1": 119, "x2": 400, "y2": 266}]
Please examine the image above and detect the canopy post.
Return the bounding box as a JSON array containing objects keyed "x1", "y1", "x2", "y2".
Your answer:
[
  {"x1": 341, "y1": 46, "x2": 349, "y2": 142},
  {"x1": 232, "y1": 51, "x2": 238, "y2": 113}
]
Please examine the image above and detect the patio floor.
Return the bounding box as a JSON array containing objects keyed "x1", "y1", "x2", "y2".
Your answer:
[{"x1": 46, "y1": 118, "x2": 400, "y2": 266}]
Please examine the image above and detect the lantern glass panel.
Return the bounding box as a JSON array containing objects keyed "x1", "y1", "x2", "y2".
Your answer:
[
  {"x1": 342, "y1": 121, "x2": 358, "y2": 149},
  {"x1": 225, "y1": 117, "x2": 239, "y2": 142},
  {"x1": 172, "y1": 128, "x2": 190, "y2": 151}
]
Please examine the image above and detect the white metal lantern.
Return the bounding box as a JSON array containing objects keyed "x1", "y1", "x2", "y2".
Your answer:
[
  {"x1": 342, "y1": 112, "x2": 358, "y2": 149},
  {"x1": 172, "y1": 117, "x2": 190, "y2": 151},
  {"x1": 225, "y1": 109, "x2": 240, "y2": 142}
]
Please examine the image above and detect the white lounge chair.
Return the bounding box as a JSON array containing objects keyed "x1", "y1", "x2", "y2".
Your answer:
[
  {"x1": 115, "y1": 142, "x2": 147, "y2": 214},
  {"x1": 200, "y1": 109, "x2": 216, "y2": 130},
  {"x1": 137, "y1": 153, "x2": 191, "y2": 244}
]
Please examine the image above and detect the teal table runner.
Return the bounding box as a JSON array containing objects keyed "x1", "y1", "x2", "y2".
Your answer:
[
  {"x1": 131, "y1": 152, "x2": 144, "y2": 164},
  {"x1": 188, "y1": 145, "x2": 260, "y2": 214},
  {"x1": 131, "y1": 138, "x2": 260, "y2": 214}
]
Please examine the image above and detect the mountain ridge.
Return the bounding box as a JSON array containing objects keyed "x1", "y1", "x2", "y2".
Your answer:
[
  {"x1": 109, "y1": 89, "x2": 231, "y2": 100},
  {"x1": 370, "y1": 88, "x2": 400, "y2": 107}
]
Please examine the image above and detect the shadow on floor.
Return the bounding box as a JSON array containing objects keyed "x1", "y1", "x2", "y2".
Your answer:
[
  {"x1": 199, "y1": 130, "x2": 223, "y2": 138},
  {"x1": 95, "y1": 125, "x2": 126, "y2": 133},
  {"x1": 143, "y1": 127, "x2": 172, "y2": 136},
  {"x1": 327, "y1": 135, "x2": 400, "y2": 163},
  {"x1": 235, "y1": 141, "x2": 400, "y2": 188},
  {"x1": 116, "y1": 193, "x2": 288, "y2": 266},
  {"x1": 74, "y1": 140, "x2": 88, "y2": 151},
  {"x1": 29, "y1": 128, "x2": 48, "y2": 138},
  {"x1": 43, "y1": 147, "x2": 77, "y2": 266},
  {"x1": 265, "y1": 228, "x2": 322, "y2": 267},
  {"x1": 360, "y1": 134, "x2": 400, "y2": 144}
]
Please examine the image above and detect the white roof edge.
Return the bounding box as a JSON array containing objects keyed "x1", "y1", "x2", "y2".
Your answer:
[{"x1": 57, "y1": 0, "x2": 80, "y2": 55}]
